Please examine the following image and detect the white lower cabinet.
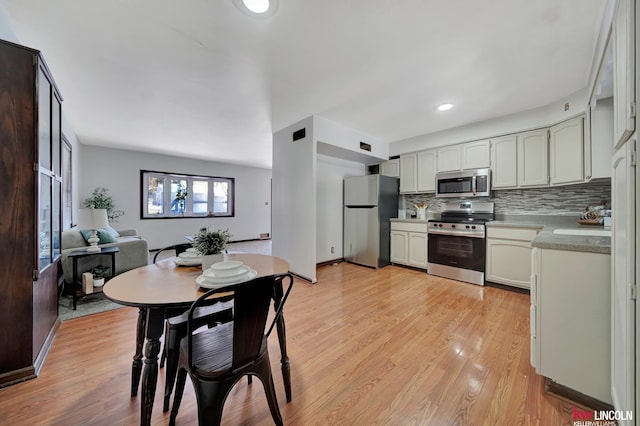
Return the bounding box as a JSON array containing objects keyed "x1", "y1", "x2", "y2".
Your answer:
[
  {"x1": 485, "y1": 226, "x2": 539, "y2": 289},
  {"x1": 390, "y1": 230, "x2": 409, "y2": 264},
  {"x1": 390, "y1": 221, "x2": 428, "y2": 269},
  {"x1": 531, "y1": 247, "x2": 612, "y2": 404}
]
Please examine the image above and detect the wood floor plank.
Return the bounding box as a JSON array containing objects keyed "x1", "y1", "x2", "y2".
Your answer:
[{"x1": 0, "y1": 262, "x2": 597, "y2": 425}]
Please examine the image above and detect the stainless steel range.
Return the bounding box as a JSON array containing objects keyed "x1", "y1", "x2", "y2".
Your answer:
[{"x1": 427, "y1": 201, "x2": 494, "y2": 286}]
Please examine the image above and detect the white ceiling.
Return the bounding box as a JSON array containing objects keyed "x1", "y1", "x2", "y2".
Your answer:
[{"x1": 0, "y1": 0, "x2": 606, "y2": 169}]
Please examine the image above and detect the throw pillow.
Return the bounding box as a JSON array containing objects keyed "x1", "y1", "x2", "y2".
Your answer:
[
  {"x1": 103, "y1": 225, "x2": 121, "y2": 238},
  {"x1": 80, "y1": 229, "x2": 118, "y2": 245}
]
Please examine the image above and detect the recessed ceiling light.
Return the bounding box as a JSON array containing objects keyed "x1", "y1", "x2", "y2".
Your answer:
[
  {"x1": 243, "y1": 0, "x2": 269, "y2": 13},
  {"x1": 437, "y1": 103, "x2": 453, "y2": 111},
  {"x1": 232, "y1": 0, "x2": 278, "y2": 18}
]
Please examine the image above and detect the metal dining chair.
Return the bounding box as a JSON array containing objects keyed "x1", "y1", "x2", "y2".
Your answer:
[
  {"x1": 169, "y1": 273, "x2": 294, "y2": 425},
  {"x1": 144, "y1": 243, "x2": 235, "y2": 412}
]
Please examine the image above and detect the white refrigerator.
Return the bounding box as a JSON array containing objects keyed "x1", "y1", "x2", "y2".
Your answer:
[{"x1": 343, "y1": 175, "x2": 399, "y2": 268}]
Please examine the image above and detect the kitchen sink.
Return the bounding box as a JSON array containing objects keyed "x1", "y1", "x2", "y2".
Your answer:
[{"x1": 552, "y1": 228, "x2": 611, "y2": 237}]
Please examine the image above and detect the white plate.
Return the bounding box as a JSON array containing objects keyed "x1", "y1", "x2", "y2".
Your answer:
[
  {"x1": 178, "y1": 251, "x2": 201, "y2": 259},
  {"x1": 203, "y1": 264, "x2": 250, "y2": 279},
  {"x1": 174, "y1": 257, "x2": 202, "y2": 266},
  {"x1": 196, "y1": 269, "x2": 257, "y2": 288},
  {"x1": 211, "y1": 260, "x2": 244, "y2": 270},
  {"x1": 199, "y1": 269, "x2": 257, "y2": 285},
  {"x1": 185, "y1": 247, "x2": 199, "y2": 253}
]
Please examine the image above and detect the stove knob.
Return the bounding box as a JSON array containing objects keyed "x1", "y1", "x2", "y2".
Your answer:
[
  {"x1": 451, "y1": 224, "x2": 456, "y2": 228},
  {"x1": 472, "y1": 225, "x2": 476, "y2": 230},
  {"x1": 465, "y1": 225, "x2": 470, "y2": 229},
  {"x1": 439, "y1": 224, "x2": 443, "y2": 228}
]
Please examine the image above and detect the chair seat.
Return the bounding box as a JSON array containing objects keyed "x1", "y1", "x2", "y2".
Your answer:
[{"x1": 181, "y1": 322, "x2": 267, "y2": 379}]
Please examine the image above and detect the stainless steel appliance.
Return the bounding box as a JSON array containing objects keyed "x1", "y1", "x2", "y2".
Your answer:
[
  {"x1": 427, "y1": 201, "x2": 494, "y2": 285},
  {"x1": 435, "y1": 168, "x2": 491, "y2": 198},
  {"x1": 343, "y1": 175, "x2": 399, "y2": 268}
]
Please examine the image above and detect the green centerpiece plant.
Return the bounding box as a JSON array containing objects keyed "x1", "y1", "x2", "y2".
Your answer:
[
  {"x1": 193, "y1": 228, "x2": 232, "y2": 255},
  {"x1": 193, "y1": 228, "x2": 232, "y2": 270}
]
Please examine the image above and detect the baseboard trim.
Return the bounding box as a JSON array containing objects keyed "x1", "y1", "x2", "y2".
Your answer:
[
  {"x1": 0, "y1": 366, "x2": 36, "y2": 389},
  {"x1": 544, "y1": 377, "x2": 613, "y2": 412},
  {"x1": 316, "y1": 258, "x2": 344, "y2": 268},
  {"x1": 485, "y1": 281, "x2": 530, "y2": 295},
  {"x1": 290, "y1": 271, "x2": 315, "y2": 283}
]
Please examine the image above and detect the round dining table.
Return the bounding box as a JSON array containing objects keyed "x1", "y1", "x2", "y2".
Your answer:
[{"x1": 103, "y1": 253, "x2": 291, "y2": 426}]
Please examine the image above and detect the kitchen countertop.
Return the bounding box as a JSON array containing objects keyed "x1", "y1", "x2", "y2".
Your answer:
[
  {"x1": 487, "y1": 215, "x2": 611, "y2": 254},
  {"x1": 390, "y1": 214, "x2": 611, "y2": 254},
  {"x1": 390, "y1": 218, "x2": 430, "y2": 223}
]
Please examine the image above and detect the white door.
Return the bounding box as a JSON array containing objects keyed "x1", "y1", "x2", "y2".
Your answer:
[
  {"x1": 613, "y1": 0, "x2": 635, "y2": 149},
  {"x1": 417, "y1": 150, "x2": 436, "y2": 192},
  {"x1": 461, "y1": 139, "x2": 490, "y2": 170},
  {"x1": 380, "y1": 159, "x2": 400, "y2": 177},
  {"x1": 436, "y1": 145, "x2": 461, "y2": 172},
  {"x1": 517, "y1": 129, "x2": 549, "y2": 187},
  {"x1": 549, "y1": 116, "x2": 584, "y2": 185},
  {"x1": 611, "y1": 139, "x2": 636, "y2": 420},
  {"x1": 408, "y1": 232, "x2": 428, "y2": 268},
  {"x1": 399, "y1": 154, "x2": 417, "y2": 193},
  {"x1": 491, "y1": 135, "x2": 518, "y2": 188},
  {"x1": 390, "y1": 231, "x2": 408, "y2": 264}
]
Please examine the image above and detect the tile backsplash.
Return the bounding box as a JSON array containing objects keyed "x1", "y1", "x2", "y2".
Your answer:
[{"x1": 402, "y1": 181, "x2": 611, "y2": 216}]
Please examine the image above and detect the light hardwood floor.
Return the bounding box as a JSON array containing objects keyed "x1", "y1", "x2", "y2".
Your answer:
[{"x1": 0, "y1": 262, "x2": 587, "y2": 425}]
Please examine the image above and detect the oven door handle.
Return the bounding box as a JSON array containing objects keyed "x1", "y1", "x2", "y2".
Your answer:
[{"x1": 428, "y1": 229, "x2": 485, "y2": 238}]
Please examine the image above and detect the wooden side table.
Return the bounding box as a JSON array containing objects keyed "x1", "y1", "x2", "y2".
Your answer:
[{"x1": 67, "y1": 246, "x2": 119, "y2": 310}]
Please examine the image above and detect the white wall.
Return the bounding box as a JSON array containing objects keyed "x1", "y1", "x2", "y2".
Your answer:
[
  {"x1": 272, "y1": 116, "x2": 317, "y2": 282},
  {"x1": 81, "y1": 145, "x2": 272, "y2": 250},
  {"x1": 0, "y1": 8, "x2": 19, "y2": 43},
  {"x1": 390, "y1": 88, "x2": 588, "y2": 155},
  {"x1": 315, "y1": 115, "x2": 389, "y2": 161},
  {"x1": 316, "y1": 154, "x2": 365, "y2": 263},
  {"x1": 272, "y1": 115, "x2": 391, "y2": 281}
]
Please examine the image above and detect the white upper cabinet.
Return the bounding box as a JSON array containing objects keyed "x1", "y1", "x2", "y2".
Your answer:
[
  {"x1": 416, "y1": 149, "x2": 436, "y2": 192},
  {"x1": 588, "y1": 98, "x2": 615, "y2": 180},
  {"x1": 399, "y1": 153, "x2": 417, "y2": 193},
  {"x1": 517, "y1": 129, "x2": 548, "y2": 187},
  {"x1": 491, "y1": 135, "x2": 518, "y2": 189},
  {"x1": 549, "y1": 116, "x2": 584, "y2": 185},
  {"x1": 461, "y1": 139, "x2": 491, "y2": 170},
  {"x1": 380, "y1": 159, "x2": 400, "y2": 177},
  {"x1": 613, "y1": 0, "x2": 635, "y2": 149},
  {"x1": 436, "y1": 145, "x2": 461, "y2": 172}
]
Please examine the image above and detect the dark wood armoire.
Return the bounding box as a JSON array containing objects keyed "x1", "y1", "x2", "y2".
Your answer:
[{"x1": 0, "y1": 39, "x2": 62, "y2": 387}]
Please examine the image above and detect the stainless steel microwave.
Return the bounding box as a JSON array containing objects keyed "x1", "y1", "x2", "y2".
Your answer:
[{"x1": 435, "y1": 168, "x2": 491, "y2": 198}]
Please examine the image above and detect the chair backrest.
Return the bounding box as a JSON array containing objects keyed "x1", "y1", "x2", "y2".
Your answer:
[
  {"x1": 231, "y1": 278, "x2": 274, "y2": 367},
  {"x1": 186, "y1": 273, "x2": 293, "y2": 371},
  {"x1": 153, "y1": 243, "x2": 193, "y2": 263}
]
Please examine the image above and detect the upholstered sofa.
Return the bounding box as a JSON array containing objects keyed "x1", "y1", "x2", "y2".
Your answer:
[{"x1": 60, "y1": 228, "x2": 149, "y2": 284}]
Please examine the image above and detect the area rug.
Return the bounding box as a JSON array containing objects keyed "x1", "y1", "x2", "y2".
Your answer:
[{"x1": 59, "y1": 292, "x2": 124, "y2": 321}]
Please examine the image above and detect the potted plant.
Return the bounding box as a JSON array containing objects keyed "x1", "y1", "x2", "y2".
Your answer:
[
  {"x1": 193, "y1": 228, "x2": 232, "y2": 270},
  {"x1": 83, "y1": 187, "x2": 124, "y2": 222},
  {"x1": 91, "y1": 265, "x2": 111, "y2": 287}
]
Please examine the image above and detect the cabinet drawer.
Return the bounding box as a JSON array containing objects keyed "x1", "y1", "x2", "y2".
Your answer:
[
  {"x1": 391, "y1": 221, "x2": 428, "y2": 233},
  {"x1": 486, "y1": 226, "x2": 538, "y2": 241}
]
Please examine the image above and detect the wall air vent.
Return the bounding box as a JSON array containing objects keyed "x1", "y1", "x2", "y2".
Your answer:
[
  {"x1": 359, "y1": 142, "x2": 371, "y2": 152},
  {"x1": 292, "y1": 128, "x2": 306, "y2": 141}
]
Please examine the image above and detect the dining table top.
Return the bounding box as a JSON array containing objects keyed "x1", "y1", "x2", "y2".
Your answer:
[{"x1": 103, "y1": 253, "x2": 290, "y2": 308}]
